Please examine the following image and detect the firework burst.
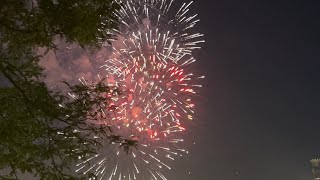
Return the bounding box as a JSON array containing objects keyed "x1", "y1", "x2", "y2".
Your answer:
[{"x1": 76, "y1": 0, "x2": 204, "y2": 179}]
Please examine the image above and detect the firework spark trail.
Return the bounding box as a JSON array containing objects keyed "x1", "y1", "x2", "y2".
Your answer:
[{"x1": 77, "y1": 0, "x2": 204, "y2": 179}]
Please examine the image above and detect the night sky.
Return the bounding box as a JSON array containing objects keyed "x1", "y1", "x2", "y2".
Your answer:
[
  {"x1": 174, "y1": 0, "x2": 320, "y2": 179},
  {"x1": 2, "y1": 0, "x2": 319, "y2": 179}
]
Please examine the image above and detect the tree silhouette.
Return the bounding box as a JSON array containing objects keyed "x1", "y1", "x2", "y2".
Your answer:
[{"x1": 0, "y1": 0, "x2": 136, "y2": 179}]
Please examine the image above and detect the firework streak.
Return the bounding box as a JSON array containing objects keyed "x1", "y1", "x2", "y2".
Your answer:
[{"x1": 76, "y1": 0, "x2": 204, "y2": 179}]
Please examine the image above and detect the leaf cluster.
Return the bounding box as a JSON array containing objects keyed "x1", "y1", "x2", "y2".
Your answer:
[
  {"x1": 0, "y1": 0, "x2": 138, "y2": 179},
  {"x1": 0, "y1": 55, "x2": 137, "y2": 179},
  {"x1": 0, "y1": 0, "x2": 120, "y2": 49}
]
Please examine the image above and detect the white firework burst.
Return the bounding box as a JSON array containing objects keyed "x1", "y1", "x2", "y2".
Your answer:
[{"x1": 76, "y1": 0, "x2": 204, "y2": 179}]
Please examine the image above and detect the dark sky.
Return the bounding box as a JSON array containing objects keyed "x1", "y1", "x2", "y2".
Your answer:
[
  {"x1": 3, "y1": 0, "x2": 319, "y2": 179},
  {"x1": 174, "y1": 0, "x2": 320, "y2": 179}
]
